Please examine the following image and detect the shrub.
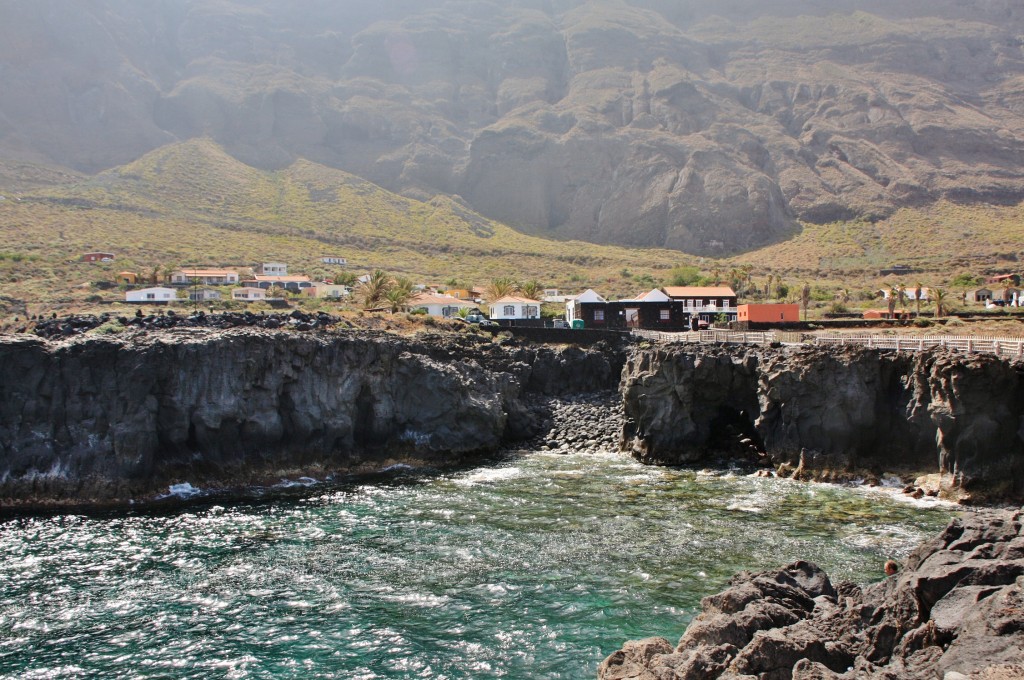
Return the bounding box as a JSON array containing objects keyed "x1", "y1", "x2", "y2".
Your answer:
[
  {"x1": 828, "y1": 302, "x2": 849, "y2": 314},
  {"x1": 92, "y1": 320, "x2": 126, "y2": 335},
  {"x1": 913, "y1": 318, "x2": 932, "y2": 328}
]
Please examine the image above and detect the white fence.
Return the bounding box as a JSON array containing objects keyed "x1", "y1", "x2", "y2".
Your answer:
[
  {"x1": 813, "y1": 334, "x2": 1024, "y2": 358},
  {"x1": 633, "y1": 328, "x2": 1024, "y2": 358},
  {"x1": 632, "y1": 329, "x2": 779, "y2": 345}
]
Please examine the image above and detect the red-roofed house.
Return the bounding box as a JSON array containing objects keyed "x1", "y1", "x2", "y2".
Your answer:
[
  {"x1": 170, "y1": 268, "x2": 240, "y2": 286},
  {"x1": 489, "y1": 296, "x2": 541, "y2": 323},
  {"x1": 410, "y1": 293, "x2": 479, "y2": 318}
]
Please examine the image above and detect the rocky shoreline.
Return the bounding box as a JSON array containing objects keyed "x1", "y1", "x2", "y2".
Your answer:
[
  {"x1": 621, "y1": 343, "x2": 1024, "y2": 504},
  {"x1": 0, "y1": 327, "x2": 628, "y2": 507},
  {"x1": 2, "y1": 328, "x2": 1024, "y2": 507},
  {"x1": 599, "y1": 508, "x2": 1024, "y2": 680}
]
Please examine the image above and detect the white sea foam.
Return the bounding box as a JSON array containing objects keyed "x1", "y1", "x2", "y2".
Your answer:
[
  {"x1": 455, "y1": 467, "x2": 522, "y2": 485},
  {"x1": 274, "y1": 477, "x2": 320, "y2": 489},
  {"x1": 156, "y1": 482, "x2": 203, "y2": 500},
  {"x1": 380, "y1": 464, "x2": 414, "y2": 473}
]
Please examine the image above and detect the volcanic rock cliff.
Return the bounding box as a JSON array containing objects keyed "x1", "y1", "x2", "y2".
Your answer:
[
  {"x1": 2, "y1": 331, "x2": 1023, "y2": 507},
  {"x1": 598, "y1": 509, "x2": 1024, "y2": 680},
  {"x1": 621, "y1": 344, "x2": 1024, "y2": 502},
  {"x1": 0, "y1": 328, "x2": 626, "y2": 506}
]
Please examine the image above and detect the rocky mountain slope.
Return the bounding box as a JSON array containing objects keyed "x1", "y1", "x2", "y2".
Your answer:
[{"x1": 3, "y1": 1, "x2": 1024, "y2": 254}]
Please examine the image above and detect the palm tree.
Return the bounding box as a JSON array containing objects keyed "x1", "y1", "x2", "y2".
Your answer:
[
  {"x1": 896, "y1": 283, "x2": 907, "y2": 312},
  {"x1": 887, "y1": 285, "x2": 898, "y2": 318},
  {"x1": 773, "y1": 276, "x2": 786, "y2": 300},
  {"x1": 933, "y1": 288, "x2": 947, "y2": 318},
  {"x1": 385, "y1": 285, "x2": 414, "y2": 313},
  {"x1": 800, "y1": 283, "x2": 811, "y2": 321},
  {"x1": 519, "y1": 280, "x2": 543, "y2": 300},
  {"x1": 711, "y1": 266, "x2": 722, "y2": 286},
  {"x1": 728, "y1": 268, "x2": 743, "y2": 295},
  {"x1": 358, "y1": 269, "x2": 392, "y2": 309},
  {"x1": 486, "y1": 277, "x2": 518, "y2": 301},
  {"x1": 1003, "y1": 279, "x2": 1015, "y2": 305},
  {"x1": 912, "y1": 281, "x2": 924, "y2": 318},
  {"x1": 740, "y1": 264, "x2": 754, "y2": 297}
]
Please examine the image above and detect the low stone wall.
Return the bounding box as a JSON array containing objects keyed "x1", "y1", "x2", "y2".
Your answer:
[{"x1": 502, "y1": 326, "x2": 632, "y2": 345}]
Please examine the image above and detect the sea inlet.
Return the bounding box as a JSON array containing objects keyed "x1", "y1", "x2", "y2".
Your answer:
[{"x1": 0, "y1": 450, "x2": 955, "y2": 679}]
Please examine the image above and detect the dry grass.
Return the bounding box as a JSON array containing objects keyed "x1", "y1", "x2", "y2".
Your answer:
[{"x1": 1, "y1": 139, "x2": 1022, "y2": 323}]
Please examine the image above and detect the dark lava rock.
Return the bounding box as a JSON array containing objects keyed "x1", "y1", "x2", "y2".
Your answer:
[{"x1": 598, "y1": 509, "x2": 1024, "y2": 680}]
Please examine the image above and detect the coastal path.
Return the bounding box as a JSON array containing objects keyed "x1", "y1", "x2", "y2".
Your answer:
[{"x1": 632, "y1": 329, "x2": 1024, "y2": 359}]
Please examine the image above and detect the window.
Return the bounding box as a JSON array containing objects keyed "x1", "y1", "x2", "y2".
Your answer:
[
  {"x1": 525, "y1": 306, "x2": 538, "y2": 317},
  {"x1": 146, "y1": 293, "x2": 155, "y2": 300},
  {"x1": 594, "y1": 309, "x2": 605, "y2": 321},
  {"x1": 660, "y1": 309, "x2": 671, "y2": 321},
  {"x1": 504, "y1": 305, "x2": 515, "y2": 316}
]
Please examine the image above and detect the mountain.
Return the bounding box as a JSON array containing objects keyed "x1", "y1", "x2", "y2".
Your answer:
[
  {"x1": 0, "y1": 139, "x2": 691, "y2": 307},
  {"x1": 2, "y1": 0, "x2": 1024, "y2": 255}
]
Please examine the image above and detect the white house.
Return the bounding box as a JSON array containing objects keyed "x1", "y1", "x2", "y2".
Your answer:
[
  {"x1": 566, "y1": 289, "x2": 606, "y2": 325},
  {"x1": 256, "y1": 262, "x2": 288, "y2": 276},
  {"x1": 489, "y1": 295, "x2": 541, "y2": 320},
  {"x1": 170, "y1": 268, "x2": 239, "y2": 286},
  {"x1": 232, "y1": 287, "x2": 267, "y2": 301},
  {"x1": 879, "y1": 287, "x2": 930, "y2": 301},
  {"x1": 410, "y1": 293, "x2": 478, "y2": 318},
  {"x1": 243, "y1": 275, "x2": 313, "y2": 291},
  {"x1": 302, "y1": 284, "x2": 350, "y2": 299},
  {"x1": 188, "y1": 288, "x2": 221, "y2": 302},
  {"x1": 126, "y1": 287, "x2": 176, "y2": 303}
]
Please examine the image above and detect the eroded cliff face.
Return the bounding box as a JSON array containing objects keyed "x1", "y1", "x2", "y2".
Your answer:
[
  {"x1": 621, "y1": 344, "x2": 1024, "y2": 501},
  {"x1": 0, "y1": 329, "x2": 626, "y2": 506},
  {"x1": 5, "y1": 2, "x2": 1024, "y2": 253}
]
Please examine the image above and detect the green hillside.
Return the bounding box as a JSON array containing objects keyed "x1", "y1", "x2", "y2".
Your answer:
[
  {"x1": 0, "y1": 140, "x2": 691, "y2": 309},
  {"x1": 0, "y1": 139, "x2": 1021, "y2": 319}
]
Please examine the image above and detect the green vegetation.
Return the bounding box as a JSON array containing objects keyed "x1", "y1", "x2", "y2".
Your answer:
[{"x1": 0, "y1": 140, "x2": 1022, "y2": 323}]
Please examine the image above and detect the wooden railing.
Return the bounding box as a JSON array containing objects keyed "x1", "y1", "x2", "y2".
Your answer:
[
  {"x1": 632, "y1": 329, "x2": 778, "y2": 345},
  {"x1": 633, "y1": 329, "x2": 1024, "y2": 358},
  {"x1": 699, "y1": 330, "x2": 777, "y2": 345},
  {"x1": 813, "y1": 334, "x2": 1024, "y2": 358},
  {"x1": 632, "y1": 329, "x2": 701, "y2": 343}
]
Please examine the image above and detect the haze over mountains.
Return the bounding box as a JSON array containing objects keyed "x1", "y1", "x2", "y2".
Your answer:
[{"x1": 3, "y1": 0, "x2": 1024, "y2": 255}]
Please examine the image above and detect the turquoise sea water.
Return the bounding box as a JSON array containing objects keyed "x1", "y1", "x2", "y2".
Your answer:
[{"x1": 0, "y1": 451, "x2": 955, "y2": 679}]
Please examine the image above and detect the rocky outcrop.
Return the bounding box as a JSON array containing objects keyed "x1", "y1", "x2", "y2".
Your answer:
[
  {"x1": 621, "y1": 344, "x2": 1024, "y2": 501},
  {"x1": 4, "y1": 2, "x2": 1024, "y2": 253},
  {"x1": 598, "y1": 509, "x2": 1024, "y2": 680},
  {"x1": 0, "y1": 328, "x2": 627, "y2": 506}
]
